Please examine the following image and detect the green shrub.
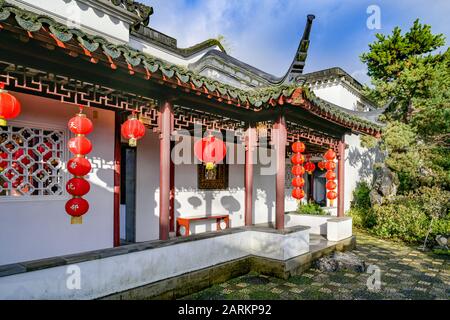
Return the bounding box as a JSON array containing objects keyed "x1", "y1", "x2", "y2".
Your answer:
[
  {"x1": 370, "y1": 189, "x2": 450, "y2": 244},
  {"x1": 351, "y1": 181, "x2": 372, "y2": 209},
  {"x1": 296, "y1": 202, "x2": 327, "y2": 215},
  {"x1": 348, "y1": 207, "x2": 377, "y2": 229},
  {"x1": 348, "y1": 182, "x2": 376, "y2": 228},
  {"x1": 349, "y1": 183, "x2": 449, "y2": 245}
]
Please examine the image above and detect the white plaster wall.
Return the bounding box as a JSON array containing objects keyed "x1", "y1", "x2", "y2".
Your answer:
[
  {"x1": 130, "y1": 36, "x2": 221, "y2": 67},
  {"x1": 343, "y1": 134, "x2": 381, "y2": 213},
  {"x1": 11, "y1": 0, "x2": 131, "y2": 43},
  {"x1": 135, "y1": 135, "x2": 286, "y2": 241},
  {"x1": 311, "y1": 81, "x2": 363, "y2": 111},
  {"x1": 135, "y1": 129, "x2": 160, "y2": 242},
  {"x1": 0, "y1": 94, "x2": 115, "y2": 265},
  {"x1": 0, "y1": 228, "x2": 309, "y2": 300}
]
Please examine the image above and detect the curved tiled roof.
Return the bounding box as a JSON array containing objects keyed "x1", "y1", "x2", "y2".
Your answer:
[
  {"x1": 107, "y1": 0, "x2": 153, "y2": 27},
  {"x1": 0, "y1": 0, "x2": 382, "y2": 136}
]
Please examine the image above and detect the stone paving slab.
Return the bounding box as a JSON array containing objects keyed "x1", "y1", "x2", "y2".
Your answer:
[{"x1": 182, "y1": 231, "x2": 449, "y2": 300}]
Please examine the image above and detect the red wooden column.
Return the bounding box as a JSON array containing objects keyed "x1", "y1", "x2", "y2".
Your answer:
[
  {"x1": 337, "y1": 140, "x2": 345, "y2": 217},
  {"x1": 273, "y1": 115, "x2": 287, "y2": 230},
  {"x1": 244, "y1": 125, "x2": 257, "y2": 226},
  {"x1": 113, "y1": 112, "x2": 121, "y2": 247},
  {"x1": 169, "y1": 141, "x2": 175, "y2": 233},
  {"x1": 159, "y1": 100, "x2": 174, "y2": 240}
]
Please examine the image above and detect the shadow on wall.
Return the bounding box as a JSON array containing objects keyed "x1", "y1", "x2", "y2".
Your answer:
[
  {"x1": 221, "y1": 195, "x2": 241, "y2": 218},
  {"x1": 347, "y1": 145, "x2": 384, "y2": 181},
  {"x1": 88, "y1": 157, "x2": 114, "y2": 192},
  {"x1": 255, "y1": 188, "x2": 275, "y2": 224}
]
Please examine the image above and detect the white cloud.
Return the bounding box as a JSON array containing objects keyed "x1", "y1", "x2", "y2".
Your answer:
[{"x1": 144, "y1": 0, "x2": 450, "y2": 83}]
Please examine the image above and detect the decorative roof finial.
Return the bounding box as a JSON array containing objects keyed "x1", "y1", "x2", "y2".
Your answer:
[{"x1": 284, "y1": 14, "x2": 316, "y2": 83}]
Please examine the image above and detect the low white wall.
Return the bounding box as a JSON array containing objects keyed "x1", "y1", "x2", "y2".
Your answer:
[
  {"x1": 327, "y1": 218, "x2": 352, "y2": 242},
  {"x1": 0, "y1": 228, "x2": 309, "y2": 300},
  {"x1": 285, "y1": 214, "x2": 353, "y2": 241},
  {"x1": 0, "y1": 94, "x2": 115, "y2": 265},
  {"x1": 285, "y1": 214, "x2": 329, "y2": 235}
]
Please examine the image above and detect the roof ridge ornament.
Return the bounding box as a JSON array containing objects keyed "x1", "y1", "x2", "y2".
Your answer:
[
  {"x1": 284, "y1": 14, "x2": 315, "y2": 84},
  {"x1": 107, "y1": 0, "x2": 154, "y2": 29}
]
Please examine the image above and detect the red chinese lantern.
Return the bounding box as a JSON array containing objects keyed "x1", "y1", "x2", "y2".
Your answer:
[
  {"x1": 65, "y1": 198, "x2": 89, "y2": 224},
  {"x1": 324, "y1": 148, "x2": 336, "y2": 161},
  {"x1": 194, "y1": 135, "x2": 227, "y2": 170},
  {"x1": 326, "y1": 181, "x2": 337, "y2": 191},
  {"x1": 291, "y1": 153, "x2": 305, "y2": 165},
  {"x1": 66, "y1": 178, "x2": 90, "y2": 196},
  {"x1": 68, "y1": 108, "x2": 93, "y2": 135},
  {"x1": 291, "y1": 141, "x2": 305, "y2": 153},
  {"x1": 291, "y1": 165, "x2": 305, "y2": 176},
  {"x1": 68, "y1": 136, "x2": 92, "y2": 155},
  {"x1": 325, "y1": 147, "x2": 338, "y2": 206},
  {"x1": 66, "y1": 107, "x2": 93, "y2": 224},
  {"x1": 0, "y1": 83, "x2": 21, "y2": 126},
  {"x1": 67, "y1": 157, "x2": 92, "y2": 176},
  {"x1": 325, "y1": 161, "x2": 336, "y2": 171},
  {"x1": 292, "y1": 177, "x2": 305, "y2": 188},
  {"x1": 291, "y1": 141, "x2": 306, "y2": 201},
  {"x1": 304, "y1": 161, "x2": 316, "y2": 175},
  {"x1": 325, "y1": 170, "x2": 336, "y2": 181},
  {"x1": 121, "y1": 113, "x2": 146, "y2": 147},
  {"x1": 327, "y1": 191, "x2": 337, "y2": 205},
  {"x1": 292, "y1": 188, "x2": 305, "y2": 200},
  {"x1": 318, "y1": 161, "x2": 326, "y2": 171}
]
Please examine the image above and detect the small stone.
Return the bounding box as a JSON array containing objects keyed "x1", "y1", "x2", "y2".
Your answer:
[
  {"x1": 222, "y1": 289, "x2": 233, "y2": 294},
  {"x1": 329, "y1": 281, "x2": 342, "y2": 287},
  {"x1": 236, "y1": 283, "x2": 248, "y2": 288},
  {"x1": 289, "y1": 288, "x2": 304, "y2": 294},
  {"x1": 319, "y1": 287, "x2": 332, "y2": 294},
  {"x1": 285, "y1": 282, "x2": 297, "y2": 288},
  {"x1": 271, "y1": 288, "x2": 283, "y2": 294}
]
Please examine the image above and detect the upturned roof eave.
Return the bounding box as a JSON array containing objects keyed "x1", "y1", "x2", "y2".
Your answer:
[{"x1": 0, "y1": 0, "x2": 383, "y2": 136}]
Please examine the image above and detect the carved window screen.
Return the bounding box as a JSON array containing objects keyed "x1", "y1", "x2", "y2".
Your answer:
[{"x1": 0, "y1": 123, "x2": 66, "y2": 197}]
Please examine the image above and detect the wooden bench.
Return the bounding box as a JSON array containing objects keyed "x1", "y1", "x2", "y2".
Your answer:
[{"x1": 176, "y1": 214, "x2": 230, "y2": 237}]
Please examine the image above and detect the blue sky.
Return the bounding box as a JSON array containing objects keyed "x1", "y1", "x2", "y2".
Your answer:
[{"x1": 144, "y1": 0, "x2": 450, "y2": 84}]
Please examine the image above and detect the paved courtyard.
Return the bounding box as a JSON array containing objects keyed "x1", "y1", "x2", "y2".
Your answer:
[{"x1": 182, "y1": 231, "x2": 449, "y2": 300}]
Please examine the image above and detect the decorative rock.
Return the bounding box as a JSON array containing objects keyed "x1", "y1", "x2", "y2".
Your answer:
[
  {"x1": 314, "y1": 252, "x2": 366, "y2": 273},
  {"x1": 370, "y1": 166, "x2": 398, "y2": 206},
  {"x1": 435, "y1": 235, "x2": 448, "y2": 249}
]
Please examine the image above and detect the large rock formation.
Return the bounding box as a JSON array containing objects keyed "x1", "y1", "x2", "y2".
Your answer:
[
  {"x1": 314, "y1": 252, "x2": 366, "y2": 272},
  {"x1": 369, "y1": 165, "x2": 398, "y2": 205}
]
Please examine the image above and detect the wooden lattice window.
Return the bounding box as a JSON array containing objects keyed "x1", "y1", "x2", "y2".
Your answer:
[{"x1": 0, "y1": 122, "x2": 66, "y2": 198}]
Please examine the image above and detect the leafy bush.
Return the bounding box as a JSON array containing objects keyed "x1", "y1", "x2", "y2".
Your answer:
[
  {"x1": 370, "y1": 187, "x2": 449, "y2": 244},
  {"x1": 350, "y1": 183, "x2": 449, "y2": 244},
  {"x1": 296, "y1": 202, "x2": 327, "y2": 215},
  {"x1": 348, "y1": 182, "x2": 377, "y2": 228},
  {"x1": 351, "y1": 181, "x2": 372, "y2": 209}
]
